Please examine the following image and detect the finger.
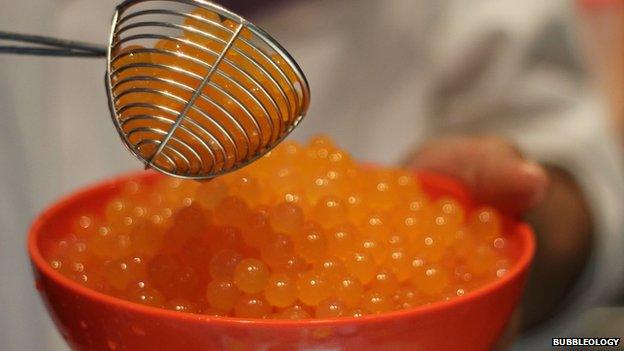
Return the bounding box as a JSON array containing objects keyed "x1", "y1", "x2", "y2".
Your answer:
[{"x1": 406, "y1": 137, "x2": 549, "y2": 215}]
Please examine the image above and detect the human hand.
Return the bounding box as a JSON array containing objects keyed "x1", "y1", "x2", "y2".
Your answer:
[{"x1": 404, "y1": 135, "x2": 549, "y2": 216}]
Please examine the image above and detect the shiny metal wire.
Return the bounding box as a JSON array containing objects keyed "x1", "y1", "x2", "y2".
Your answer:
[
  {"x1": 1, "y1": 0, "x2": 309, "y2": 180},
  {"x1": 106, "y1": 0, "x2": 310, "y2": 179}
]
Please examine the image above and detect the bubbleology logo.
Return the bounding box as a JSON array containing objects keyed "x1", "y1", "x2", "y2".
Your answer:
[{"x1": 552, "y1": 337, "x2": 621, "y2": 347}]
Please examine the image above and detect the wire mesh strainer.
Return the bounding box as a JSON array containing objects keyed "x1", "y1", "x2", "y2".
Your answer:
[{"x1": 0, "y1": 0, "x2": 310, "y2": 180}]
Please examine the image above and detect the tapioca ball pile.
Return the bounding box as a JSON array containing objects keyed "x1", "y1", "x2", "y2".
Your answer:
[{"x1": 47, "y1": 136, "x2": 513, "y2": 319}]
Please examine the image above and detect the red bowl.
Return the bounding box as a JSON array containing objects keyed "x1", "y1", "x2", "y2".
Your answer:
[{"x1": 28, "y1": 171, "x2": 534, "y2": 351}]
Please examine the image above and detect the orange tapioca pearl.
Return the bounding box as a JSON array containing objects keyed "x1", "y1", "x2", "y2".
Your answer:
[
  {"x1": 466, "y1": 244, "x2": 498, "y2": 277},
  {"x1": 411, "y1": 232, "x2": 445, "y2": 262},
  {"x1": 195, "y1": 178, "x2": 229, "y2": 210},
  {"x1": 312, "y1": 196, "x2": 346, "y2": 228},
  {"x1": 304, "y1": 169, "x2": 347, "y2": 205},
  {"x1": 164, "y1": 266, "x2": 201, "y2": 300},
  {"x1": 386, "y1": 231, "x2": 409, "y2": 250},
  {"x1": 49, "y1": 245, "x2": 93, "y2": 286},
  {"x1": 51, "y1": 234, "x2": 88, "y2": 263},
  {"x1": 296, "y1": 270, "x2": 331, "y2": 306},
  {"x1": 391, "y1": 196, "x2": 430, "y2": 238},
  {"x1": 362, "y1": 170, "x2": 401, "y2": 210},
  {"x1": 268, "y1": 54, "x2": 299, "y2": 118},
  {"x1": 104, "y1": 256, "x2": 147, "y2": 291},
  {"x1": 121, "y1": 122, "x2": 164, "y2": 161},
  {"x1": 370, "y1": 269, "x2": 400, "y2": 295},
  {"x1": 355, "y1": 234, "x2": 387, "y2": 265},
  {"x1": 227, "y1": 171, "x2": 274, "y2": 207},
  {"x1": 264, "y1": 273, "x2": 298, "y2": 308},
  {"x1": 271, "y1": 188, "x2": 307, "y2": 215},
  {"x1": 270, "y1": 140, "x2": 303, "y2": 165},
  {"x1": 154, "y1": 37, "x2": 210, "y2": 72},
  {"x1": 173, "y1": 235, "x2": 212, "y2": 278},
  {"x1": 307, "y1": 135, "x2": 337, "y2": 154},
  {"x1": 120, "y1": 179, "x2": 143, "y2": 197},
  {"x1": 79, "y1": 267, "x2": 107, "y2": 292},
  {"x1": 493, "y1": 258, "x2": 511, "y2": 279},
  {"x1": 144, "y1": 192, "x2": 168, "y2": 217},
  {"x1": 156, "y1": 178, "x2": 199, "y2": 207},
  {"x1": 173, "y1": 201, "x2": 209, "y2": 228},
  {"x1": 344, "y1": 192, "x2": 367, "y2": 223},
  {"x1": 326, "y1": 223, "x2": 357, "y2": 259},
  {"x1": 325, "y1": 149, "x2": 357, "y2": 174},
  {"x1": 303, "y1": 137, "x2": 330, "y2": 161},
  {"x1": 275, "y1": 187, "x2": 309, "y2": 211},
  {"x1": 293, "y1": 222, "x2": 328, "y2": 264},
  {"x1": 395, "y1": 171, "x2": 422, "y2": 200},
  {"x1": 452, "y1": 264, "x2": 475, "y2": 287},
  {"x1": 425, "y1": 213, "x2": 459, "y2": 248},
  {"x1": 126, "y1": 281, "x2": 165, "y2": 308},
  {"x1": 88, "y1": 226, "x2": 132, "y2": 260},
  {"x1": 269, "y1": 202, "x2": 304, "y2": 235},
  {"x1": 177, "y1": 117, "x2": 234, "y2": 173},
  {"x1": 147, "y1": 57, "x2": 200, "y2": 105},
  {"x1": 392, "y1": 287, "x2": 421, "y2": 310},
  {"x1": 344, "y1": 252, "x2": 376, "y2": 284},
  {"x1": 206, "y1": 226, "x2": 245, "y2": 255},
  {"x1": 315, "y1": 299, "x2": 346, "y2": 318},
  {"x1": 209, "y1": 249, "x2": 243, "y2": 280},
  {"x1": 385, "y1": 249, "x2": 412, "y2": 282},
  {"x1": 279, "y1": 304, "x2": 311, "y2": 320},
  {"x1": 452, "y1": 228, "x2": 477, "y2": 260},
  {"x1": 199, "y1": 82, "x2": 261, "y2": 158},
  {"x1": 269, "y1": 53, "x2": 299, "y2": 84},
  {"x1": 349, "y1": 308, "x2": 370, "y2": 318},
  {"x1": 165, "y1": 298, "x2": 200, "y2": 314},
  {"x1": 234, "y1": 294, "x2": 272, "y2": 318},
  {"x1": 183, "y1": 8, "x2": 228, "y2": 54},
  {"x1": 358, "y1": 211, "x2": 391, "y2": 240},
  {"x1": 104, "y1": 198, "x2": 133, "y2": 223},
  {"x1": 468, "y1": 206, "x2": 502, "y2": 242},
  {"x1": 147, "y1": 254, "x2": 181, "y2": 291},
  {"x1": 431, "y1": 197, "x2": 464, "y2": 230},
  {"x1": 271, "y1": 254, "x2": 309, "y2": 278},
  {"x1": 111, "y1": 45, "x2": 153, "y2": 83},
  {"x1": 218, "y1": 59, "x2": 281, "y2": 140},
  {"x1": 267, "y1": 160, "x2": 303, "y2": 188},
  {"x1": 314, "y1": 257, "x2": 347, "y2": 283},
  {"x1": 107, "y1": 211, "x2": 138, "y2": 238},
  {"x1": 214, "y1": 196, "x2": 251, "y2": 226},
  {"x1": 260, "y1": 234, "x2": 294, "y2": 269},
  {"x1": 361, "y1": 290, "x2": 394, "y2": 314},
  {"x1": 335, "y1": 275, "x2": 363, "y2": 308},
  {"x1": 71, "y1": 214, "x2": 99, "y2": 238},
  {"x1": 322, "y1": 168, "x2": 357, "y2": 199},
  {"x1": 66, "y1": 238, "x2": 90, "y2": 265},
  {"x1": 240, "y1": 208, "x2": 272, "y2": 248},
  {"x1": 206, "y1": 279, "x2": 241, "y2": 312},
  {"x1": 233, "y1": 258, "x2": 270, "y2": 294},
  {"x1": 48, "y1": 237, "x2": 73, "y2": 269},
  {"x1": 411, "y1": 264, "x2": 450, "y2": 296}
]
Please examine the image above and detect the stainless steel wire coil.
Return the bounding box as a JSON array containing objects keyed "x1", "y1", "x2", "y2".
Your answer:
[
  {"x1": 106, "y1": 0, "x2": 310, "y2": 179},
  {"x1": 1, "y1": 0, "x2": 310, "y2": 180}
]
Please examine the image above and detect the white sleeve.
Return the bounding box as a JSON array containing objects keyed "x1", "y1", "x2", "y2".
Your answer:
[
  {"x1": 425, "y1": 1, "x2": 624, "y2": 347},
  {"x1": 510, "y1": 92, "x2": 624, "y2": 349}
]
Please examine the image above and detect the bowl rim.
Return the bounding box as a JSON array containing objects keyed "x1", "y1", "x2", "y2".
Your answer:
[{"x1": 28, "y1": 170, "x2": 535, "y2": 327}]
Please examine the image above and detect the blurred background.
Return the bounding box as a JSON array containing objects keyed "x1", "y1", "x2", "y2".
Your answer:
[{"x1": 1, "y1": 0, "x2": 623, "y2": 350}]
